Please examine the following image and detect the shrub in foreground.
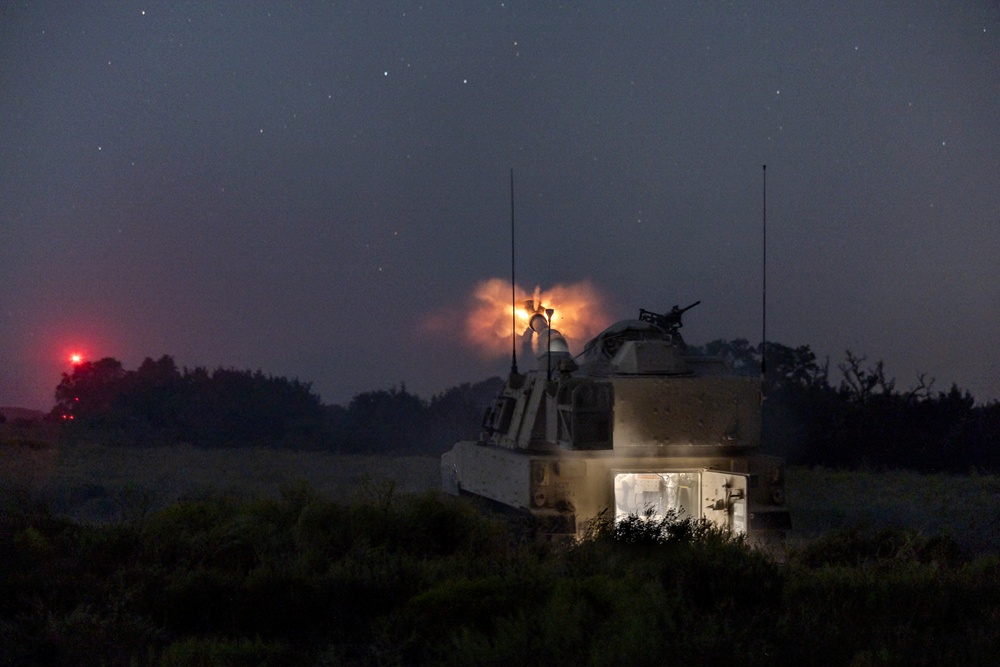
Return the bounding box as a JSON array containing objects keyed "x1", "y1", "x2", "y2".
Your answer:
[{"x1": 5, "y1": 489, "x2": 1000, "y2": 665}]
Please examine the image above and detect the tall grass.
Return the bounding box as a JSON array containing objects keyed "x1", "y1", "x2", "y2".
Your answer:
[
  {"x1": 1, "y1": 432, "x2": 439, "y2": 523},
  {"x1": 4, "y1": 482, "x2": 1000, "y2": 665},
  {"x1": 6, "y1": 435, "x2": 1000, "y2": 663},
  {"x1": 786, "y1": 466, "x2": 1000, "y2": 554},
  {"x1": 8, "y1": 434, "x2": 1000, "y2": 554}
]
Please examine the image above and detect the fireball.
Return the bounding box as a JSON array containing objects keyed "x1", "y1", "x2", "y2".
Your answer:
[{"x1": 464, "y1": 278, "x2": 610, "y2": 357}]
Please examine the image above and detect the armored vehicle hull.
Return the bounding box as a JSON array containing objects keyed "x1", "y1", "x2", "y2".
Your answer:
[{"x1": 442, "y1": 305, "x2": 791, "y2": 541}]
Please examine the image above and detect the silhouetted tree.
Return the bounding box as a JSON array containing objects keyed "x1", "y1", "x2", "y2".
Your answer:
[
  {"x1": 333, "y1": 384, "x2": 428, "y2": 453},
  {"x1": 52, "y1": 356, "x2": 324, "y2": 447},
  {"x1": 323, "y1": 378, "x2": 503, "y2": 455},
  {"x1": 691, "y1": 340, "x2": 993, "y2": 471},
  {"x1": 53, "y1": 357, "x2": 128, "y2": 426}
]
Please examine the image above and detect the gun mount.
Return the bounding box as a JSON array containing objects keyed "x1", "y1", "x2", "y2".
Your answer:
[
  {"x1": 638, "y1": 300, "x2": 701, "y2": 335},
  {"x1": 442, "y1": 300, "x2": 790, "y2": 542}
]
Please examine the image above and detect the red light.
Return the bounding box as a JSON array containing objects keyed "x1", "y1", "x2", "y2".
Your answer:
[{"x1": 70, "y1": 353, "x2": 83, "y2": 365}]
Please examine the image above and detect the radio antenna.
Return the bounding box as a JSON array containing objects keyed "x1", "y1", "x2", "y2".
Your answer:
[
  {"x1": 510, "y1": 168, "x2": 518, "y2": 375},
  {"x1": 761, "y1": 164, "x2": 767, "y2": 394}
]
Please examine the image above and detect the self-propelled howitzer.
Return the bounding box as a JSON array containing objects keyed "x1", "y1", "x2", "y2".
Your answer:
[{"x1": 441, "y1": 303, "x2": 791, "y2": 541}]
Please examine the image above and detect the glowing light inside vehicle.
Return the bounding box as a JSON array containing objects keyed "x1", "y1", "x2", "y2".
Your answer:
[{"x1": 613, "y1": 472, "x2": 700, "y2": 522}]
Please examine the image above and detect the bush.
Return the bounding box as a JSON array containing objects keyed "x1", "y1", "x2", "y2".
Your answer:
[{"x1": 7, "y1": 484, "x2": 1000, "y2": 665}]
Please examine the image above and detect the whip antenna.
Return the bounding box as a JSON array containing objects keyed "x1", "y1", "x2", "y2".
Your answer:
[
  {"x1": 761, "y1": 164, "x2": 767, "y2": 394},
  {"x1": 510, "y1": 168, "x2": 518, "y2": 375}
]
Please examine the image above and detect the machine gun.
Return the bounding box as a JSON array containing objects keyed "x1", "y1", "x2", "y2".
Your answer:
[{"x1": 639, "y1": 300, "x2": 701, "y2": 334}]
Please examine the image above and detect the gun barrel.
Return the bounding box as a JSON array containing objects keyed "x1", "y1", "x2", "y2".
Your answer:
[{"x1": 638, "y1": 301, "x2": 701, "y2": 331}]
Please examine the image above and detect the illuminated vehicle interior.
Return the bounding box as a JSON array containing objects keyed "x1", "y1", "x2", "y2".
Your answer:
[{"x1": 614, "y1": 472, "x2": 700, "y2": 522}]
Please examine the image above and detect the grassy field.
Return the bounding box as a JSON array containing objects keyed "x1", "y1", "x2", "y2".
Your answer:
[
  {"x1": 0, "y1": 425, "x2": 439, "y2": 523},
  {"x1": 4, "y1": 423, "x2": 1000, "y2": 553},
  {"x1": 6, "y1": 424, "x2": 1000, "y2": 665},
  {"x1": 785, "y1": 466, "x2": 1000, "y2": 554}
]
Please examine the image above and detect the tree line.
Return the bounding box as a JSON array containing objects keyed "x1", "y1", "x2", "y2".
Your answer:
[
  {"x1": 50, "y1": 355, "x2": 500, "y2": 454},
  {"x1": 692, "y1": 339, "x2": 1000, "y2": 472},
  {"x1": 52, "y1": 356, "x2": 326, "y2": 448},
  {"x1": 49, "y1": 346, "x2": 1000, "y2": 471}
]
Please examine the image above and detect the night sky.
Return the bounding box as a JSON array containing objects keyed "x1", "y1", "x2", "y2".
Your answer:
[{"x1": 3, "y1": 2, "x2": 998, "y2": 410}]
